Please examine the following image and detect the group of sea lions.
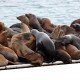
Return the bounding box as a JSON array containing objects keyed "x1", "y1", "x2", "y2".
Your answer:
[{"x1": 0, "y1": 13, "x2": 80, "y2": 67}]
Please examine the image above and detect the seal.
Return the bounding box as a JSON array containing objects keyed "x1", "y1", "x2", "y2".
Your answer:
[
  {"x1": 0, "y1": 44, "x2": 18, "y2": 62},
  {"x1": 55, "y1": 34, "x2": 80, "y2": 50},
  {"x1": 66, "y1": 44, "x2": 80, "y2": 60},
  {"x1": 11, "y1": 32, "x2": 43, "y2": 66},
  {"x1": 31, "y1": 29, "x2": 55, "y2": 63}
]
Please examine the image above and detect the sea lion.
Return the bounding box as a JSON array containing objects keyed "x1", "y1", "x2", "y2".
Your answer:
[
  {"x1": 61, "y1": 25, "x2": 76, "y2": 35},
  {"x1": 11, "y1": 32, "x2": 43, "y2": 66},
  {"x1": 0, "y1": 54, "x2": 8, "y2": 67},
  {"x1": 70, "y1": 23, "x2": 80, "y2": 32},
  {"x1": 54, "y1": 41, "x2": 72, "y2": 64},
  {"x1": 66, "y1": 44, "x2": 80, "y2": 60},
  {"x1": 70, "y1": 19, "x2": 80, "y2": 28},
  {"x1": 0, "y1": 44, "x2": 18, "y2": 62},
  {"x1": 0, "y1": 31, "x2": 8, "y2": 47},
  {"x1": 55, "y1": 34, "x2": 80, "y2": 50},
  {"x1": 31, "y1": 29, "x2": 55, "y2": 63},
  {"x1": 0, "y1": 22, "x2": 6, "y2": 33},
  {"x1": 20, "y1": 23, "x2": 30, "y2": 33},
  {"x1": 17, "y1": 15, "x2": 29, "y2": 26},
  {"x1": 10, "y1": 23, "x2": 22, "y2": 33},
  {"x1": 25, "y1": 13, "x2": 47, "y2": 32},
  {"x1": 10, "y1": 23, "x2": 30, "y2": 33},
  {"x1": 50, "y1": 25, "x2": 64, "y2": 39},
  {"x1": 41, "y1": 18, "x2": 54, "y2": 33}
]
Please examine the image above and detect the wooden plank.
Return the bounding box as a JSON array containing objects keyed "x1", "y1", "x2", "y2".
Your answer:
[{"x1": 0, "y1": 60, "x2": 80, "y2": 70}]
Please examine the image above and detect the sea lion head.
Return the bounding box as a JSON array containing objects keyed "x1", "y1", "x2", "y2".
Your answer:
[{"x1": 31, "y1": 29, "x2": 39, "y2": 37}]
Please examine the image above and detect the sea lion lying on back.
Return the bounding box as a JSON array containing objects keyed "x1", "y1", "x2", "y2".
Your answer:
[{"x1": 31, "y1": 29, "x2": 55, "y2": 63}]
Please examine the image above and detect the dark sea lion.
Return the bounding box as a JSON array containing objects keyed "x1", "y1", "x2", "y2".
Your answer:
[
  {"x1": 10, "y1": 23, "x2": 22, "y2": 33},
  {"x1": 25, "y1": 13, "x2": 43, "y2": 31},
  {"x1": 11, "y1": 32, "x2": 43, "y2": 66},
  {"x1": 70, "y1": 23, "x2": 80, "y2": 32},
  {"x1": 10, "y1": 23, "x2": 30, "y2": 33},
  {"x1": 0, "y1": 44, "x2": 18, "y2": 62},
  {"x1": 31, "y1": 29, "x2": 55, "y2": 63},
  {"x1": 66, "y1": 44, "x2": 80, "y2": 60},
  {"x1": 55, "y1": 34, "x2": 80, "y2": 50}
]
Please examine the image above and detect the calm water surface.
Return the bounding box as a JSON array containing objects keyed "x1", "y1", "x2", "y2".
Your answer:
[{"x1": 0, "y1": 0, "x2": 80, "y2": 27}]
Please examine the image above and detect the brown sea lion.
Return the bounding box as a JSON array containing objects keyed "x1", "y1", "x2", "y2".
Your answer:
[
  {"x1": 0, "y1": 31, "x2": 8, "y2": 47},
  {"x1": 10, "y1": 32, "x2": 36, "y2": 50},
  {"x1": 11, "y1": 32, "x2": 43, "y2": 66},
  {"x1": 17, "y1": 15, "x2": 29, "y2": 26},
  {"x1": 20, "y1": 23, "x2": 30, "y2": 33},
  {"x1": 61, "y1": 25, "x2": 76, "y2": 34},
  {"x1": 0, "y1": 44, "x2": 18, "y2": 62},
  {"x1": 66, "y1": 44, "x2": 80, "y2": 60},
  {"x1": 41, "y1": 18, "x2": 54, "y2": 33},
  {"x1": 50, "y1": 25, "x2": 64, "y2": 39},
  {"x1": 54, "y1": 41, "x2": 72, "y2": 64},
  {"x1": 0, "y1": 54, "x2": 8, "y2": 67},
  {"x1": 0, "y1": 22, "x2": 6, "y2": 33}
]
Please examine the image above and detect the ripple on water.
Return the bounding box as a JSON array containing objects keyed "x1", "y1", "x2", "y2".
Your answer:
[{"x1": 0, "y1": 0, "x2": 80, "y2": 26}]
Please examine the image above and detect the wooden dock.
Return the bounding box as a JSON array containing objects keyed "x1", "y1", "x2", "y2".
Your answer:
[{"x1": 0, "y1": 60, "x2": 80, "y2": 70}]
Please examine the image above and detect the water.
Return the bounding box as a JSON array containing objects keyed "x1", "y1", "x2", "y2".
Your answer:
[{"x1": 0, "y1": 0, "x2": 80, "y2": 27}]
